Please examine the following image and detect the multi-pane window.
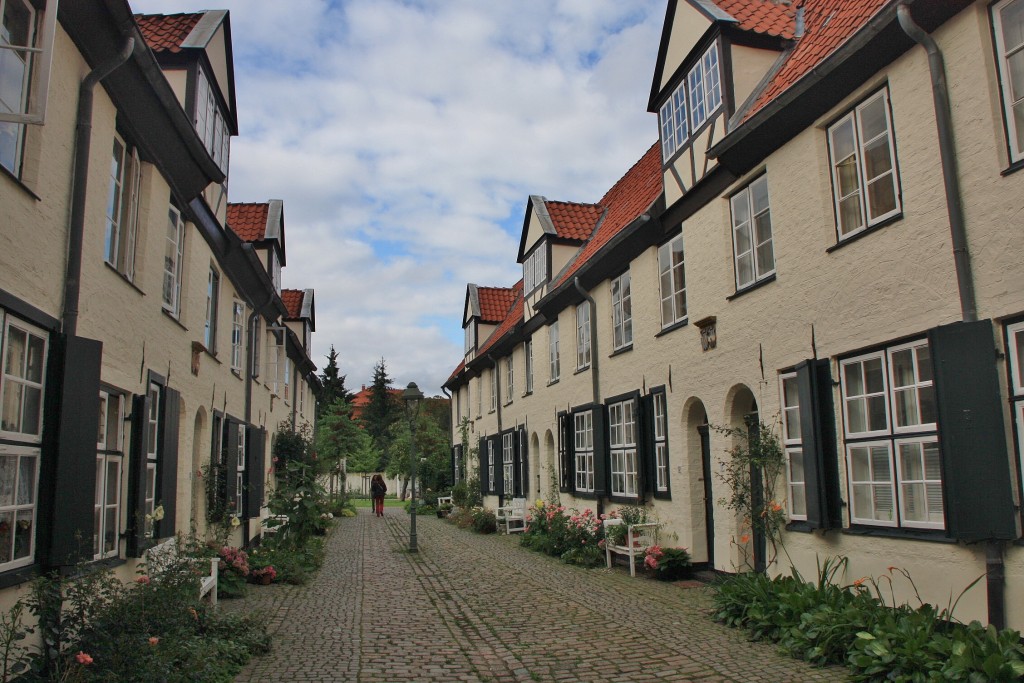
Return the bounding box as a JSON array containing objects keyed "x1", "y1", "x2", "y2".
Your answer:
[
  {"x1": 524, "y1": 339, "x2": 533, "y2": 394},
  {"x1": 270, "y1": 251, "x2": 282, "y2": 294},
  {"x1": 609, "y1": 399, "x2": 638, "y2": 498},
  {"x1": 231, "y1": 301, "x2": 244, "y2": 372},
  {"x1": 610, "y1": 271, "x2": 632, "y2": 350},
  {"x1": 658, "y1": 42, "x2": 719, "y2": 161},
  {"x1": 504, "y1": 356, "x2": 514, "y2": 403},
  {"x1": 204, "y1": 268, "x2": 220, "y2": 352},
  {"x1": 1006, "y1": 321, "x2": 1024, "y2": 495},
  {"x1": 464, "y1": 323, "x2": 475, "y2": 355},
  {"x1": 688, "y1": 42, "x2": 721, "y2": 131},
  {"x1": 489, "y1": 367, "x2": 497, "y2": 412},
  {"x1": 145, "y1": 382, "x2": 160, "y2": 536},
  {"x1": 251, "y1": 318, "x2": 261, "y2": 378},
  {"x1": 658, "y1": 234, "x2": 687, "y2": 328},
  {"x1": 194, "y1": 68, "x2": 230, "y2": 173},
  {"x1": 523, "y1": 245, "x2": 547, "y2": 294},
  {"x1": 502, "y1": 432, "x2": 514, "y2": 496},
  {"x1": 549, "y1": 321, "x2": 560, "y2": 382},
  {"x1": 105, "y1": 135, "x2": 140, "y2": 279},
  {"x1": 95, "y1": 390, "x2": 123, "y2": 560},
  {"x1": 265, "y1": 330, "x2": 283, "y2": 395},
  {"x1": 1, "y1": 315, "x2": 46, "y2": 438},
  {"x1": 487, "y1": 440, "x2": 495, "y2": 492},
  {"x1": 993, "y1": 0, "x2": 1024, "y2": 163},
  {"x1": 574, "y1": 411, "x2": 594, "y2": 493},
  {"x1": 652, "y1": 392, "x2": 669, "y2": 493},
  {"x1": 730, "y1": 175, "x2": 774, "y2": 289},
  {"x1": 162, "y1": 205, "x2": 186, "y2": 316},
  {"x1": 0, "y1": 444, "x2": 38, "y2": 570},
  {"x1": 780, "y1": 373, "x2": 806, "y2": 521},
  {"x1": 283, "y1": 356, "x2": 292, "y2": 402},
  {"x1": 0, "y1": 0, "x2": 33, "y2": 174},
  {"x1": 841, "y1": 341, "x2": 941, "y2": 529},
  {"x1": 576, "y1": 301, "x2": 591, "y2": 370},
  {"x1": 235, "y1": 424, "x2": 245, "y2": 517},
  {"x1": 828, "y1": 88, "x2": 900, "y2": 240},
  {"x1": 476, "y1": 375, "x2": 482, "y2": 417}
]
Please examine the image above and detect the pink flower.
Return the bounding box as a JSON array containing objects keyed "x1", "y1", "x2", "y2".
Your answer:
[
  {"x1": 148, "y1": 637, "x2": 159, "y2": 646},
  {"x1": 645, "y1": 554, "x2": 659, "y2": 570},
  {"x1": 75, "y1": 652, "x2": 93, "y2": 665},
  {"x1": 135, "y1": 575, "x2": 150, "y2": 585}
]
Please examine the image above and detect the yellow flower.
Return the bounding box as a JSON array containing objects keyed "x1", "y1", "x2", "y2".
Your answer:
[
  {"x1": 152, "y1": 505, "x2": 165, "y2": 522},
  {"x1": 535, "y1": 499, "x2": 544, "y2": 509},
  {"x1": 230, "y1": 516, "x2": 240, "y2": 528}
]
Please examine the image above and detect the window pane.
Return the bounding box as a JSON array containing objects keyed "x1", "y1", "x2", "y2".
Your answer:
[
  {"x1": 869, "y1": 396, "x2": 886, "y2": 430},
  {"x1": 890, "y1": 349, "x2": 915, "y2": 386},
  {"x1": 0, "y1": 456, "x2": 14, "y2": 506},
  {"x1": 839, "y1": 194, "x2": 863, "y2": 235},
  {"x1": 864, "y1": 358, "x2": 885, "y2": 393},
  {"x1": 863, "y1": 136, "x2": 893, "y2": 179},
  {"x1": 755, "y1": 240, "x2": 774, "y2": 277},
  {"x1": 1, "y1": 383, "x2": 21, "y2": 433},
  {"x1": 871, "y1": 445, "x2": 891, "y2": 481},
  {"x1": 867, "y1": 175, "x2": 897, "y2": 217},
  {"x1": 859, "y1": 95, "x2": 888, "y2": 140},
  {"x1": 893, "y1": 388, "x2": 920, "y2": 426},
  {"x1": 848, "y1": 398, "x2": 867, "y2": 434},
  {"x1": 832, "y1": 118, "x2": 856, "y2": 162},
  {"x1": 899, "y1": 442, "x2": 924, "y2": 480},
  {"x1": 5, "y1": 327, "x2": 25, "y2": 376},
  {"x1": 851, "y1": 447, "x2": 871, "y2": 481},
  {"x1": 16, "y1": 455, "x2": 33, "y2": 505}
]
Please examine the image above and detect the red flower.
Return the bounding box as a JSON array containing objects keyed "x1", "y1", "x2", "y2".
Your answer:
[
  {"x1": 75, "y1": 652, "x2": 93, "y2": 665},
  {"x1": 148, "y1": 637, "x2": 159, "y2": 646}
]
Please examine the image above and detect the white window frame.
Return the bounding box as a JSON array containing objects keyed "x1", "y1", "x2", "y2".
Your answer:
[
  {"x1": 235, "y1": 424, "x2": 246, "y2": 517},
  {"x1": 1006, "y1": 321, "x2": 1024, "y2": 507},
  {"x1": 992, "y1": 0, "x2": 1024, "y2": 163},
  {"x1": 0, "y1": 315, "x2": 47, "y2": 440},
  {"x1": 489, "y1": 367, "x2": 497, "y2": 412},
  {"x1": 886, "y1": 340, "x2": 936, "y2": 435},
  {"x1": 779, "y1": 372, "x2": 807, "y2": 521},
  {"x1": 504, "y1": 356, "x2": 514, "y2": 404},
  {"x1": 502, "y1": 432, "x2": 514, "y2": 496},
  {"x1": 609, "y1": 399, "x2": 638, "y2": 498},
  {"x1": 283, "y1": 355, "x2": 292, "y2": 402},
  {"x1": 231, "y1": 300, "x2": 244, "y2": 373},
  {"x1": 95, "y1": 390, "x2": 123, "y2": 560},
  {"x1": 162, "y1": 205, "x2": 186, "y2": 316},
  {"x1": 840, "y1": 351, "x2": 891, "y2": 439},
  {"x1": 464, "y1": 323, "x2": 475, "y2": 355},
  {"x1": 549, "y1": 321, "x2": 560, "y2": 382},
  {"x1": 658, "y1": 233, "x2": 687, "y2": 329},
  {"x1": 730, "y1": 175, "x2": 775, "y2": 290},
  {"x1": 828, "y1": 88, "x2": 901, "y2": 240},
  {"x1": 653, "y1": 392, "x2": 668, "y2": 492},
  {"x1": 687, "y1": 42, "x2": 721, "y2": 132},
  {"x1": 204, "y1": 267, "x2": 220, "y2": 353},
  {"x1": 610, "y1": 271, "x2": 632, "y2": 351},
  {"x1": 487, "y1": 440, "x2": 495, "y2": 492},
  {"x1": 266, "y1": 329, "x2": 283, "y2": 395},
  {"x1": 194, "y1": 67, "x2": 230, "y2": 172},
  {"x1": 524, "y1": 339, "x2": 533, "y2": 395},
  {"x1": 576, "y1": 301, "x2": 591, "y2": 370},
  {"x1": 145, "y1": 382, "x2": 160, "y2": 535},
  {"x1": 476, "y1": 376, "x2": 482, "y2": 418},
  {"x1": 659, "y1": 82, "x2": 688, "y2": 161},
  {"x1": 104, "y1": 134, "x2": 140, "y2": 280},
  {"x1": 847, "y1": 440, "x2": 897, "y2": 527},
  {"x1": 0, "y1": 444, "x2": 40, "y2": 571},
  {"x1": 573, "y1": 411, "x2": 594, "y2": 493},
  {"x1": 523, "y1": 245, "x2": 547, "y2": 295},
  {"x1": 893, "y1": 437, "x2": 943, "y2": 530}
]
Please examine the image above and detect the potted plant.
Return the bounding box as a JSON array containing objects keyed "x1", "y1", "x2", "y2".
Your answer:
[
  {"x1": 250, "y1": 565, "x2": 277, "y2": 585},
  {"x1": 437, "y1": 502, "x2": 453, "y2": 518},
  {"x1": 643, "y1": 546, "x2": 692, "y2": 581}
]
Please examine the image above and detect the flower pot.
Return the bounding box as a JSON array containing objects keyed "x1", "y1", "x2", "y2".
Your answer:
[{"x1": 258, "y1": 574, "x2": 273, "y2": 585}]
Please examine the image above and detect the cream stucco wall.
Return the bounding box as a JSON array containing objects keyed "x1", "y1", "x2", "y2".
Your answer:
[{"x1": 660, "y1": 2, "x2": 711, "y2": 93}]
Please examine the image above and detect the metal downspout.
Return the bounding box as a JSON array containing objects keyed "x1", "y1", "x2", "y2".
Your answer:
[
  {"x1": 898, "y1": 4, "x2": 1001, "y2": 629},
  {"x1": 62, "y1": 38, "x2": 135, "y2": 336}
]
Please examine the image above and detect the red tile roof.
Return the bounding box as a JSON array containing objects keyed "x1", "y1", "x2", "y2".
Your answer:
[
  {"x1": 226, "y1": 203, "x2": 269, "y2": 242},
  {"x1": 713, "y1": 0, "x2": 797, "y2": 40},
  {"x1": 554, "y1": 142, "x2": 663, "y2": 288},
  {"x1": 477, "y1": 281, "x2": 524, "y2": 358},
  {"x1": 282, "y1": 289, "x2": 304, "y2": 319},
  {"x1": 546, "y1": 201, "x2": 603, "y2": 241},
  {"x1": 350, "y1": 386, "x2": 404, "y2": 420},
  {"x1": 135, "y1": 13, "x2": 203, "y2": 53},
  {"x1": 743, "y1": 0, "x2": 888, "y2": 121},
  {"x1": 478, "y1": 286, "x2": 518, "y2": 324}
]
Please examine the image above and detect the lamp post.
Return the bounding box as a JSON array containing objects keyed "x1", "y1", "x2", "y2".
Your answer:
[{"x1": 402, "y1": 381, "x2": 424, "y2": 552}]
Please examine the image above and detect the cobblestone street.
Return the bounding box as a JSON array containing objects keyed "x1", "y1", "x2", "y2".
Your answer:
[{"x1": 226, "y1": 511, "x2": 847, "y2": 682}]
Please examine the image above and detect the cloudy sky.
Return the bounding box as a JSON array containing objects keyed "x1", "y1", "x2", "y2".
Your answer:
[{"x1": 131, "y1": 0, "x2": 666, "y2": 395}]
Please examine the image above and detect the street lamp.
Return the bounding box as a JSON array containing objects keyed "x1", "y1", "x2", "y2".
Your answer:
[{"x1": 402, "y1": 381, "x2": 424, "y2": 552}]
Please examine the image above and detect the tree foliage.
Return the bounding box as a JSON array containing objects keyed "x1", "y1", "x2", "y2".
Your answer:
[
  {"x1": 384, "y1": 410, "x2": 451, "y2": 499},
  {"x1": 360, "y1": 357, "x2": 398, "y2": 469},
  {"x1": 315, "y1": 399, "x2": 379, "y2": 474},
  {"x1": 316, "y1": 345, "x2": 349, "y2": 418}
]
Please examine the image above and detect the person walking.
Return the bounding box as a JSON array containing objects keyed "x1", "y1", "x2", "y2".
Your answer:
[{"x1": 370, "y1": 474, "x2": 387, "y2": 517}]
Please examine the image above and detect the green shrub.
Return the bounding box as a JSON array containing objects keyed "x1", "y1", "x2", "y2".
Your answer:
[
  {"x1": 249, "y1": 536, "x2": 325, "y2": 586},
  {"x1": 471, "y1": 508, "x2": 497, "y2": 534},
  {"x1": 646, "y1": 547, "x2": 691, "y2": 581}
]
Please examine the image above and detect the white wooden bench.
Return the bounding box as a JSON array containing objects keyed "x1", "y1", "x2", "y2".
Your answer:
[
  {"x1": 436, "y1": 496, "x2": 453, "y2": 508},
  {"x1": 144, "y1": 538, "x2": 218, "y2": 605},
  {"x1": 496, "y1": 497, "x2": 527, "y2": 534},
  {"x1": 603, "y1": 519, "x2": 658, "y2": 577}
]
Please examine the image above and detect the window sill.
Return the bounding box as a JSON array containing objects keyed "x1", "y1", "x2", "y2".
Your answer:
[
  {"x1": 609, "y1": 344, "x2": 633, "y2": 358},
  {"x1": 652, "y1": 491, "x2": 671, "y2": 501},
  {"x1": 161, "y1": 308, "x2": 188, "y2": 331},
  {"x1": 502, "y1": 400, "x2": 513, "y2": 408},
  {"x1": 521, "y1": 390, "x2": 533, "y2": 398},
  {"x1": 1001, "y1": 159, "x2": 1024, "y2": 177},
  {"x1": 0, "y1": 563, "x2": 39, "y2": 590},
  {"x1": 727, "y1": 273, "x2": 776, "y2": 301},
  {"x1": 825, "y1": 213, "x2": 903, "y2": 253},
  {"x1": 103, "y1": 262, "x2": 146, "y2": 295},
  {"x1": 231, "y1": 369, "x2": 243, "y2": 380},
  {"x1": 841, "y1": 526, "x2": 956, "y2": 544},
  {"x1": 573, "y1": 366, "x2": 591, "y2": 376},
  {"x1": 488, "y1": 409, "x2": 496, "y2": 415},
  {"x1": 0, "y1": 164, "x2": 41, "y2": 201},
  {"x1": 608, "y1": 494, "x2": 640, "y2": 505},
  {"x1": 785, "y1": 520, "x2": 816, "y2": 534},
  {"x1": 547, "y1": 378, "x2": 560, "y2": 387},
  {"x1": 655, "y1": 319, "x2": 688, "y2": 338}
]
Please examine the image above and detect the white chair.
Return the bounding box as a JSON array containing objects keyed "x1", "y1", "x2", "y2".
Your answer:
[
  {"x1": 496, "y1": 497, "x2": 527, "y2": 534},
  {"x1": 603, "y1": 518, "x2": 658, "y2": 577}
]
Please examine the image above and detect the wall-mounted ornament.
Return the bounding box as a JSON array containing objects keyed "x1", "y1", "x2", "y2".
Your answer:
[{"x1": 695, "y1": 316, "x2": 717, "y2": 352}]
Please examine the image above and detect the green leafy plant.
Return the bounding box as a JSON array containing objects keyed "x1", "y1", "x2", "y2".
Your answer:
[
  {"x1": 471, "y1": 508, "x2": 497, "y2": 534},
  {"x1": 644, "y1": 546, "x2": 691, "y2": 581}
]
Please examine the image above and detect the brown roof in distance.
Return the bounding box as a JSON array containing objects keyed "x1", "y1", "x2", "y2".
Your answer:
[
  {"x1": 477, "y1": 286, "x2": 518, "y2": 323},
  {"x1": 226, "y1": 202, "x2": 269, "y2": 242},
  {"x1": 134, "y1": 13, "x2": 203, "y2": 53}
]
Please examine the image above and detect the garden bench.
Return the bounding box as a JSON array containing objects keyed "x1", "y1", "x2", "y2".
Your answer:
[
  {"x1": 603, "y1": 519, "x2": 658, "y2": 577},
  {"x1": 496, "y1": 497, "x2": 527, "y2": 534},
  {"x1": 436, "y1": 496, "x2": 453, "y2": 508},
  {"x1": 144, "y1": 538, "x2": 218, "y2": 605}
]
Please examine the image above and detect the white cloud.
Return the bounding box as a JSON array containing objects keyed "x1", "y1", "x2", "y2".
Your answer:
[{"x1": 130, "y1": 0, "x2": 664, "y2": 392}]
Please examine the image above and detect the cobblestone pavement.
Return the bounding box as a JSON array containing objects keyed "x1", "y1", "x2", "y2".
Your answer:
[{"x1": 226, "y1": 510, "x2": 847, "y2": 682}]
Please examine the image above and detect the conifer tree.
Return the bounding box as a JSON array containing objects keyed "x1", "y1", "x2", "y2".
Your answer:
[
  {"x1": 317, "y1": 345, "x2": 349, "y2": 417},
  {"x1": 361, "y1": 357, "x2": 397, "y2": 470}
]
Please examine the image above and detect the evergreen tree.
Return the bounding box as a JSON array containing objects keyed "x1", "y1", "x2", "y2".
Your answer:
[
  {"x1": 360, "y1": 357, "x2": 398, "y2": 469},
  {"x1": 316, "y1": 345, "x2": 349, "y2": 417}
]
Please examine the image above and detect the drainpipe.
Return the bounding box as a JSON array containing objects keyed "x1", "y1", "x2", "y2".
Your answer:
[
  {"x1": 898, "y1": 4, "x2": 1001, "y2": 629},
  {"x1": 573, "y1": 277, "x2": 603, "y2": 516},
  {"x1": 62, "y1": 38, "x2": 135, "y2": 336}
]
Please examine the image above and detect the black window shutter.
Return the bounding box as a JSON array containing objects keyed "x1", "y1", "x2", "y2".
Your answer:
[
  {"x1": 225, "y1": 420, "x2": 239, "y2": 515},
  {"x1": 519, "y1": 427, "x2": 529, "y2": 499},
  {"x1": 48, "y1": 335, "x2": 102, "y2": 567},
  {"x1": 928, "y1": 320, "x2": 1017, "y2": 541},
  {"x1": 477, "y1": 437, "x2": 487, "y2": 497},
  {"x1": 126, "y1": 393, "x2": 151, "y2": 558},
  {"x1": 640, "y1": 394, "x2": 656, "y2": 499},
  {"x1": 155, "y1": 387, "x2": 180, "y2": 539},
  {"x1": 592, "y1": 406, "x2": 608, "y2": 498},
  {"x1": 558, "y1": 413, "x2": 572, "y2": 493},
  {"x1": 450, "y1": 445, "x2": 458, "y2": 486},
  {"x1": 511, "y1": 430, "x2": 522, "y2": 497},
  {"x1": 245, "y1": 426, "x2": 265, "y2": 519},
  {"x1": 492, "y1": 436, "x2": 503, "y2": 496},
  {"x1": 795, "y1": 359, "x2": 841, "y2": 529}
]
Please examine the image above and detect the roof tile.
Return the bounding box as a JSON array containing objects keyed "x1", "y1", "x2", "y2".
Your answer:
[
  {"x1": 713, "y1": 0, "x2": 796, "y2": 39},
  {"x1": 135, "y1": 13, "x2": 203, "y2": 53},
  {"x1": 476, "y1": 282, "x2": 524, "y2": 358},
  {"x1": 546, "y1": 201, "x2": 603, "y2": 241},
  {"x1": 281, "y1": 289, "x2": 305, "y2": 320},
  {"x1": 226, "y1": 202, "x2": 269, "y2": 242},
  {"x1": 477, "y1": 286, "x2": 518, "y2": 323}
]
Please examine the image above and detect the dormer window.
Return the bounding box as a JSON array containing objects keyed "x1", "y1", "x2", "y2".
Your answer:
[
  {"x1": 523, "y1": 244, "x2": 547, "y2": 294},
  {"x1": 194, "y1": 67, "x2": 230, "y2": 173},
  {"x1": 659, "y1": 42, "x2": 722, "y2": 161},
  {"x1": 270, "y1": 250, "x2": 281, "y2": 294},
  {"x1": 464, "y1": 322, "x2": 476, "y2": 355}
]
